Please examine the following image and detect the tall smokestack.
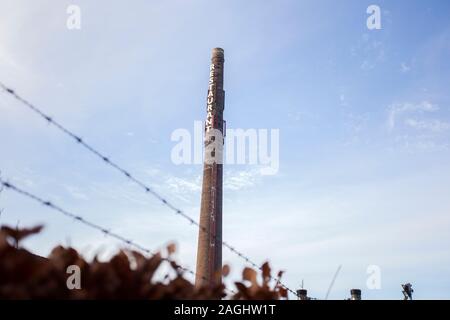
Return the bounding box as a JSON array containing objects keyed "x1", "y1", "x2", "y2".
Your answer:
[{"x1": 195, "y1": 48, "x2": 225, "y2": 287}]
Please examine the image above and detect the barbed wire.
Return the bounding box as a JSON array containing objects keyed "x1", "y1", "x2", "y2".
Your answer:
[
  {"x1": 0, "y1": 170, "x2": 3, "y2": 220},
  {"x1": 0, "y1": 177, "x2": 240, "y2": 295},
  {"x1": 1, "y1": 178, "x2": 174, "y2": 267},
  {"x1": 0, "y1": 82, "x2": 297, "y2": 297}
]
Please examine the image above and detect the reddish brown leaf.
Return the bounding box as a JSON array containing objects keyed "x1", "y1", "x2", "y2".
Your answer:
[
  {"x1": 1, "y1": 225, "x2": 43, "y2": 244},
  {"x1": 222, "y1": 264, "x2": 230, "y2": 277},
  {"x1": 261, "y1": 262, "x2": 271, "y2": 283},
  {"x1": 167, "y1": 243, "x2": 177, "y2": 255},
  {"x1": 242, "y1": 267, "x2": 258, "y2": 286}
]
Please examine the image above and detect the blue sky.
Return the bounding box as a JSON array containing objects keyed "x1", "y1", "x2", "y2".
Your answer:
[{"x1": 1, "y1": 0, "x2": 450, "y2": 299}]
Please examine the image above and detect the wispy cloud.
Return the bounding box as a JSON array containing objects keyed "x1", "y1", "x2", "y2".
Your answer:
[
  {"x1": 351, "y1": 34, "x2": 387, "y2": 71},
  {"x1": 165, "y1": 176, "x2": 201, "y2": 194},
  {"x1": 400, "y1": 62, "x2": 411, "y2": 73},
  {"x1": 387, "y1": 101, "x2": 438, "y2": 131},
  {"x1": 139, "y1": 167, "x2": 268, "y2": 203},
  {"x1": 141, "y1": 167, "x2": 201, "y2": 203},
  {"x1": 405, "y1": 118, "x2": 450, "y2": 132},
  {"x1": 224, "y1": 168, "x2": 265, "y2": 191},
  {"x1": 385, "y1": 101, "x2": 450, "y2": 152},
  {"x1": 392, "y1": 134, "x2": 449, "y2": 152},
  {"x1": 64, "y1": 185, "x2": 89, "y2": 201}
]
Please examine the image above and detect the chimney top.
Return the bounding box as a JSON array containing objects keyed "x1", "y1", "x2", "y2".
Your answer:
[{"x1": 212, "y1": 48, "x2": 224, "y2": 59}]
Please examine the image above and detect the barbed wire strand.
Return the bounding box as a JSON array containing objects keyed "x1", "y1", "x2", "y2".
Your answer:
[
  {"x1": 0, "y1": 82, "x2": 297, "y2": 297},
  {"x1": 0, "y1": 178, "x2": 237, "y2": 296}
]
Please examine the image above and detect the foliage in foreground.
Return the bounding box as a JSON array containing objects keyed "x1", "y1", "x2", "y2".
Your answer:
[{"x1": 0, "y1": 225, "x2": 288, "y2": 300}]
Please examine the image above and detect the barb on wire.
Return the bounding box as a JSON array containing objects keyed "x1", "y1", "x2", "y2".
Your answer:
[
  {"x1": 0, "y1": 178, "x2": 197, "y2": 276},
  {"x1": 0, "y1": 178, "x2": 238, "y2": 295},
  {"x1": 0, "y1": 82, "x2": 297, "y2": 297},
  {"x1": 0, "y1": 170, "x2": 4, "y2": 220}
]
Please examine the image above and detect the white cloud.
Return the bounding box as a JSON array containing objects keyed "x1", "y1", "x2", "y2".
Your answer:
[
  {"x1": 387, "y1": 101, "x2": 438, "y2": 131},
  {"x1": 287, "y1": 110, "x2": 302, "y2": 122},
  {"x1": 405, "y1": 118, "x2": 450, "y2": 132},
  {"x1": 360, "y1": 60, "x2": 375, "y2": 71},
  {"x1": 142, "y1": 167, "x2": 202, "y2": 202},
  {"x1": 64, "y1": 185, "x2": 89, "y2": 200},
  {"x1": 165, "y1": 176, "x2": 201, "y2": 194},
  {"x1": 392, "y1": 134, "x2": 449, "y2": 152},
  {"x1": 224, "y1": 168, "x2": 264, "y2": 191},
  {"x1": 351, "y1": 34, "x2": 387, "y2": 71},
  {"x1": 141, "y1": 166, "x2": 268, "y2": 198},
  {"x1": 386, "y1": 101, "x2": 450, "y2": 152},
  {"x1": 400, "y1": 62, "x2": 411, "y2": 73}
]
